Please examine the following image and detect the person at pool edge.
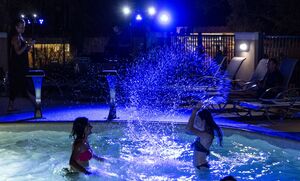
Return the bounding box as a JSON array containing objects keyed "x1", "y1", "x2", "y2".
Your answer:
[
  {"x1": 7, "y1": 18, "x2": 36, "y2": 112},
  {"x1": 69, "y1": 117, "x2": 105, "y2": 174},
  {"x1": 186, "y1": 102, "x2": 223, "y2": 169}
]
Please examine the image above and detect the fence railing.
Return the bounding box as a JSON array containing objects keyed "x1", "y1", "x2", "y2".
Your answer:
[
  {"x1": 171, "y1": 33, "x2": 235, "y2": 61},
  {"x1": 202, "y1": 33, "x2": 235, "y2": 61},
  {"x1": 264, "y1": 35, "x2": 300, "y2": 59}
]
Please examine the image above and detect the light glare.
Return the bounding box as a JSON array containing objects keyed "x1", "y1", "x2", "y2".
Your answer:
[
  {"x1": 39, "y1": 19, "x2": 44, "y2": 25},
  {"x1": 239, "y1": 43, "x2": 248, "y2": 51},
  {"x1": 122, "y1": 6, "x2": 131, "y2": 15},
  {"x1": 158, "y1": 12, "x2": 171, "y2": 25},
  {"x1": 136, "y1": 14, "x2": 142, "y2": 21},
  {"x1": 148, "y1": 7, "x2": 156, "y2": 16}
]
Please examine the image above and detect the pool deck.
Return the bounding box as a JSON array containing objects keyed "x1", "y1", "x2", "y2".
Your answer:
[{"x1": 0, "y1": 97, "x2": 300, "y2": 141}]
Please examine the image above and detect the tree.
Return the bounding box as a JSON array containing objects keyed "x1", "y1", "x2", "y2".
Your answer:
[{"x1": 227, "y1": 0, "x2": 300, "y2": 34}]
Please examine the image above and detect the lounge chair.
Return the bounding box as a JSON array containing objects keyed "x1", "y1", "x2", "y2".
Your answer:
[
  {"x1": 225, "y1": 57, "x2": 246, "y2": 80},
  {"x1": 232, "y1": 58, "x2": 269, "y2": 90},
  {"x1": 209, "y1": 57, "x2": 249, "y2": 110},
  {"x1": 214, "y1": 56, "x2": 227, "y2": 73},
  {"x1": 239, "y1": 88, "x2": 300, "y2": 120},
  {"x1": 219, "y1": 58, "x2": 269, "y2": 109},
  {"x1": 193, "y1": 57, "x2": 246, "y2": 108},
  {"x1": 237, "y1": 58, "x2": 298, "y2": 120},
  {"x1": 179, "y1": 57, "x2": 245, "y2": 108}
]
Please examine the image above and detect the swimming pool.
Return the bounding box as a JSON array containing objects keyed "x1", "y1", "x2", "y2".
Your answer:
[{"x1": 0, "y1": 122, "x2": 299, "y2": 180}]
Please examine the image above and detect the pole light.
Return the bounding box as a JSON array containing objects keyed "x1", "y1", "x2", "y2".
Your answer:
[
  {"x1": 38, "y1": 18, "x2": 44, "y2": 25},
  {"x1": 136, "y1": 14, "x2": 142, "y2": 21},
  {"x1": 120, "y1": 6, "x2": 172, "y2": 26},
  {"x1": 158, "y1": 11, "x2": 171, "y2": 25},
  {"x1": 147, "y1": 6, "x2": 156, "y2": 16},
  {"x1": 122, "y1": 6, "x2": 131, "y2": 16}
]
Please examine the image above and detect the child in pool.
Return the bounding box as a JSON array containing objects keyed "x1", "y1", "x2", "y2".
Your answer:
[
  {"x1": 186, "y1": 102, "x2": 223, "y2": 169},
  {"x1": 69, "y1": 117, "x2": 105, "y2": 174}
]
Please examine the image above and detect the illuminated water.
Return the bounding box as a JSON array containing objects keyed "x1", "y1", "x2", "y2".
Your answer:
[
  {"x1": 0, "y1": 123, "x2": 299, "y2": 181},
  {"x1": 119, "y1": 46, "x2": 230, "y2": 117}
]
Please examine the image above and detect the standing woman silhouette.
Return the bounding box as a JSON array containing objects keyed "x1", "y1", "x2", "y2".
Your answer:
[{"x1": 7, "y1": 18, "x2": 35, "y2": 111}]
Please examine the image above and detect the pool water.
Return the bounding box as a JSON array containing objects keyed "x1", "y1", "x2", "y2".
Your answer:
[{"x1": 0, "y1": 123, "x2": 299, "y2": 181}]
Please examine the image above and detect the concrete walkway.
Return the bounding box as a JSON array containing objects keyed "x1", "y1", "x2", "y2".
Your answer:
[{"x1": 0, "y1": 96, "x2": 299, "y2": 141}]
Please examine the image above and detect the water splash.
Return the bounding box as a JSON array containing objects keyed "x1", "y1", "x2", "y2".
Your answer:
[
  {"x1": 119, "y1": 45, "x2": 231, "y2": 119},
  {"x1": 115, "y1": 45, "x2": 231, "y2": 165}
]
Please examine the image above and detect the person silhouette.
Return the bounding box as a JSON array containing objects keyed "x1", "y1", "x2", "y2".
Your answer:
[
  {"x1": 7, "y1": 18, "x2": 35, "y2": 112},
  {"x1": 69, "y1": 117, "x2": 105, "y2": 174}
]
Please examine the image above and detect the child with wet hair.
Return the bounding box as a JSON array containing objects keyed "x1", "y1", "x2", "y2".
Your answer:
[
  {"x1": 186, "y1": 102, "x2": 223, "y2": 169},
  {"x1": 69, "y1": 117, "x2": 105, "y2": 174}
]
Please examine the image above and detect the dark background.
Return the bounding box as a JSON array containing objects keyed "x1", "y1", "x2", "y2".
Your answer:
[{"x1": 1, "y1": 0, "x2": 300, "y2": 37}]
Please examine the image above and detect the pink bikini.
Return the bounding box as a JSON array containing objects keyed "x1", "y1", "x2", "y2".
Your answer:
[{"x1": 77, "y1": 149, "x2": 92, "y2": 161}]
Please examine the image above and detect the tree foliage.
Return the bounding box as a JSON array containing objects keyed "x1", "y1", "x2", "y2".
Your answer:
[{"x1": 227, "y1": 0, "x2": 300, "y2": 34}]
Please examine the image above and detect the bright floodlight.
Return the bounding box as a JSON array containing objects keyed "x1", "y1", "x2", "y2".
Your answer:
[
  {"x1": 148, "y1": 6, "x2": 156, "y2": 16},
  {"x1": 122, "y1": 6, "x2": 131, "y2": 15},
  {"x1": 33, "y1": 13, "x2": 37, "y2": 18},
  {"x1": 239, "y1": 43, "x2": 249, "y2": 51},
  {"x1": 136, "y1": 14, "x2": 142, "y2": 21},
  {"x1": 158, "y1": 12, "x2": 171, "y2": 25},
  {"x1": 20, "y1": 14, "x2": 25, "y2": 18}
]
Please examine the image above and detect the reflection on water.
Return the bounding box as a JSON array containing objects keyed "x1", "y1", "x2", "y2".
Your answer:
[{"x1": 0, "y1": 125, "x2": 299, "y2": 181}]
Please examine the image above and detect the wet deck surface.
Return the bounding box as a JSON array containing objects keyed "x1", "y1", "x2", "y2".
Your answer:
[{"x1": 1, "y1": 97, "x2": 299, "y2": 141}]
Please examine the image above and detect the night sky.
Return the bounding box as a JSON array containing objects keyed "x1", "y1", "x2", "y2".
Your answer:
[
  {"x1": 1, "y1": 0, "x2": 232, "y2": 35},
  {"x1": 1, "y1": 0, "x2": 300, "y2": 35}
]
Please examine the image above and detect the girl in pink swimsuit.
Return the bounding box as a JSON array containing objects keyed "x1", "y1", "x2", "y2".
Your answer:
[{"x1": 69, "y1": 117, "x2": 105, "y2": 174}]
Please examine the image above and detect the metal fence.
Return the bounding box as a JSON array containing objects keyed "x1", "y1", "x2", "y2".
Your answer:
[
  {"x1": 171, "y1": 33, "x2": 235, "y2": 61},
  {"x1": 202, "y1": 33, "x2": 235, "y2": 61},
  {"x1": 264, "y1": 36, "x2": 300, "y2": 59}
]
